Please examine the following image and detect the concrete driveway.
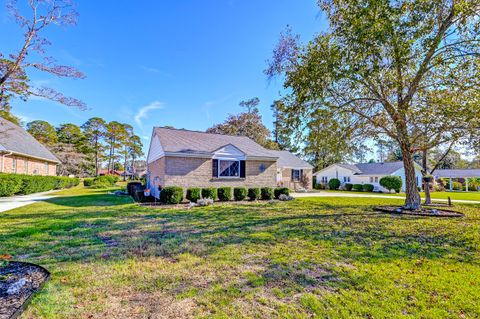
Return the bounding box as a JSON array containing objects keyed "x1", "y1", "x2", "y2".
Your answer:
[
  {"x1": 0, "y1": 191, "x2": 57, "y2": 213},
  {"x1": 291, "y1": 191, "x2": 480, "y2": 204}
]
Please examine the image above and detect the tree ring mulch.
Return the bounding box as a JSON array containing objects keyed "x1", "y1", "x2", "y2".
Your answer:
[
  {"x1": 374, "y1": 206, "x2": 464, "y2": 218},
  {"x1": 0, "y1": 261, "x2": 50, "y2": 319}
]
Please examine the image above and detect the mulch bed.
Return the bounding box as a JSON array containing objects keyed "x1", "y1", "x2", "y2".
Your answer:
[
  {"x1": 375, "y1": 206, "x2": 464, "y2": 218},
  {"x1": 0, "y1": 262, "x2": 50, "y2": 319}
]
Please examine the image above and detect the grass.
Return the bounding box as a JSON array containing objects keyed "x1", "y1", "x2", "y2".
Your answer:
[
  {"x1": 1, "y1": 186, "x2": 479, "y2": 318},
  {"x1": 321, "y1": 189, "x2": 480, "y2": 201}
]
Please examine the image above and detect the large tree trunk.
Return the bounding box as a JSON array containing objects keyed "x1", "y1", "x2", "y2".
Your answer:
[
  {"x1": 94, "y1": 136, "x2": 99, "y2": 176},
  {"x1": 400, "y1": 145, "x2": 421, "y2": 210}
]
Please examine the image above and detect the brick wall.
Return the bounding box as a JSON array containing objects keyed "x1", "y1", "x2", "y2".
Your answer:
[
  {"x1": 1, "y1": 155, "x2": 57, "y2": 176},
  {"x1": 148, "y1": 156, "x2": 277, "y2": 189},
  {"x1": 280, "y1": 168, "x2": 313, "y2": 190}
]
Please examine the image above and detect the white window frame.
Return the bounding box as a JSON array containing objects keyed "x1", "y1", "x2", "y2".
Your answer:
[
  {"x1": 12, "y1": 159, "x2": 16, "y2": 173},
  {"x1": 218, "y1": 159, "x2": 241, "y2": 178},
  {"x1": 45, "y1": 162, "x2": 49, "y2": 175}
]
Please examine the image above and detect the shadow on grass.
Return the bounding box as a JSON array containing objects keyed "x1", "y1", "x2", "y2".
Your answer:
[{"x1": 0, "y1": 192, "x2": 478, "y2": 277}]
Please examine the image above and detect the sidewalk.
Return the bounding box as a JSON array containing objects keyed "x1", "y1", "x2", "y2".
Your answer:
[{"x1": 0, "y1": 191, "x2": 57, "y2": 213}]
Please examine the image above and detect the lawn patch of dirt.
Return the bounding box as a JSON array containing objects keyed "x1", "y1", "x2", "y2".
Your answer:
[
  {"x1": 375, "y1": 206, "x2": 464, "y2": 217},
  {"x1": 0, "y1": 262, "x2": 50, "y2": 319}
]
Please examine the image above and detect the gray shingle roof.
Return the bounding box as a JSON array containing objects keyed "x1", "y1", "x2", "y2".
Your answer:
[
  {"x1": 434, "y1": 169, "x2": 480, "y2": 178},
  {"x1": 268, "y1": 150, "x2": 313, "y2": 169},
  {"x1": 0, "y1": 117, "x2": 60, "y2": 163},
  {"x1": 353, "y1": 161, "x2": 404, "y2": 175},
  {"x1": 154, "y1": 127, "x2": 277, "y2": 159}
]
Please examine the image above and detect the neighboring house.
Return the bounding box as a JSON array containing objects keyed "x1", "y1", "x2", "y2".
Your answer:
[
  {"x1": 0, "y1": 117, "x2": 59, "y2": 176},
  {"x1": 146, "y1": 127, "x2": 278, "y2": 198},
  {"x1": 313, "y1": 161, "x2": 423, "y2": 192},
  {"x1": 434, "y1": 169, "x2": 480, "y2": 191},
  {"x1": 269, "y1": 150, "x2": 313, "y2": 190}
]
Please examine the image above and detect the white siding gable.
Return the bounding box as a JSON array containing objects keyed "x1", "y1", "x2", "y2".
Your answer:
[
  {"x1": 212, "y1": 144, "x2": 246, "y2": 160},
  {"x1": 147, "y1": 134, "x2": 164, "y2": 164}
]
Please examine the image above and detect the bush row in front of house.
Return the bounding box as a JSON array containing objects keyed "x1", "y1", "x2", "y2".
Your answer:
[
  {"x1": 0, "y1": 173, "x2": 80, "y2": 197},
  {"x1": 160, "y1": 186, "x2": 290, "y2": 204}
]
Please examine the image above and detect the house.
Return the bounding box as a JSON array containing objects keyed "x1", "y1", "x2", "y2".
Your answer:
[
  {"x1": 146, "y1": 127, "x2": 279, "y2": 198},
  {"x1": 0, "y1": 117, "x2": 59, "y2": 175},
  {"x1": 269, "y1": 150, "x2": 313, "y2": 190},
  {"x1": 313, "y1": 161, "x2": 423, "y2": 192}
]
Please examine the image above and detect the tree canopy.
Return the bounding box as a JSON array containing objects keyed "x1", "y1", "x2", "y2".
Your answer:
[
  {"x1": 267, "y1": 0, "x2": 480, "y2": 209},
  {"x1": 207, "y1": 98, "x2": 279, "y2": 149}
]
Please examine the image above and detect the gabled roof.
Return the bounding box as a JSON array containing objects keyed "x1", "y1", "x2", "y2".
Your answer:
[
  {"x1": 316, "y1": 161, "x2": 413, "y2": 176},
  {"x1": 354, "y1": 161, "x2": 406, "y2": 175},
  {"x1": 0, "y1": 117, "x2": 60, "y2": 163},
  {"x1": 269, "y1": 150, "x2": 313, "y2": 169},
  {"x1": 153, "y1": 127, "x2": 277, "y2": 159}
]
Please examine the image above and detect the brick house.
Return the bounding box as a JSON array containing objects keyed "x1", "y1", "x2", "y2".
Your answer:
[
  {"x1": 269, "y1": 150, "x2": 313, "y2": 190},
  {"x1": 146, "y1": 127, "x2": 280, "y2": 198},
  {"x1": 0, "y1": 117, "x2": 59, "y2": 176}
]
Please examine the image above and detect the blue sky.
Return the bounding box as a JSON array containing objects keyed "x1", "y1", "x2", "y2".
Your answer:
[{"x1": 2, "y1": 1, "x2": 326, "y2": 154}]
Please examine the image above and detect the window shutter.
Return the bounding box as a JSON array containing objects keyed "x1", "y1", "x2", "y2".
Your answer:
[
  {"x1": 300, "y1": 169, "x2": 303, "y2": 181},
  {"x1": 212, "y1": 159, "x2": 218, "y2": 178},
  {"x1": 291, "y1": 169, "x2": 294, "y2": 180},
  {"x1": 240, "y1": 160, "x2": 246, "y2": 178}
]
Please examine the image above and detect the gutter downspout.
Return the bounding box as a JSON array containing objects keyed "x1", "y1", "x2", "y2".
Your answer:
[{"x1": 1, "y1": 151, "x2": 13, "y2": 173}]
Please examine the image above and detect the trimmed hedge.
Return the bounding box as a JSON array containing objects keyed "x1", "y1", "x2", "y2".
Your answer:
[
  {"x1": 0, "y1": 173, "x2": 79, "y2": 197},
  {"x1": 328, "y1": 178, "x2": 341, "y2": 190},
  {"x1": 352, "y1": 184, "x2": 363, "y2": 191},
  {"x1": 248, "y1": 188, "x2": 261, "y2": 201},
  {"x1": 159, "y1": 186, "x2": 183, "y2": 204},
  {"x1": 363, "y1": 184, "x2": 374, "y2": 192},
  {"x1": 261, "y1": 187, "x2": 274, "y2": 200},
  {"x1": 186, "y1": 187, "x2": 201, "y2": 203},
  {"x1": 201, "y1": 187, "x2": 217, "y2": 200},
  {"x1": 233, "y1": 187, "x2": 247, "y2": 201},
  {"x1": 379, "y1": 176, "x2": 403, "y2": 193},
  {"x1": 344, "y1": 183, "x2": 353, "y2": 191},
  {"x1": 217, "y1": 187, "x2": 232, "y2": 201},
  {"x1": 274, "y1": 187, "x2": 289, "y2": 199}
]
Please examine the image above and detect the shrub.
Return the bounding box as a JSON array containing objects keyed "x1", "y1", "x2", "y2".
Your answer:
[
  {"x1": 186, "y1": 187, "x2": 201, "y2": 203},
  {"x1": 363, "y1": 184, "x2": 374, "y2": 192},
  {"x1": 217, "y1": 187, "x2": 232, "y2": 201},
  {"x1": 452, "y1": 181, "x2": 462, "y2": 191},
  {"x1": 274, "y1": 187, "x2": 290, "y2": 199},
  {"x1": 0, "y1": 174, "x2": 23, "y2": 196},
  {"x1": 248, "y1": 188, "x2": 261, "y2": 200},
  {"x1": 344, "y1": 183, "x2": 353, "y2": 191},
  {"x1": 201, "y1": 187, "x2": 217, "y2": 200},
  {"x1": 84, "y1": 178, "x2": 94, "y2": 187},
  {"x1": 233, "y1": 187, "x2": 247, "y2": 201},
  {"x1": 261, "y1": 187, "x2": 274, "y2": 200},
  {"x1": 313, "y1": 183, "x2": 325, "y2": 190},
  {"x1": 328, "y1": 178, "x2": 341, "y2": 190},
  {"x1": 0, "y1": 174, "x2": 78, "y2": 196},
  {"x1": 160, "y1": 186, "x2": 183, "y2": 204},
  {"x1": 379, "y1": 176, "x2": 403, "y2": 193},
  {"x1": 352, "y1": 184, "x2": 363, "y2": 191}
]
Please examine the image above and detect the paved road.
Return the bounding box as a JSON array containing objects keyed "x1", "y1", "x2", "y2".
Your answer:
[
  {"x1": 0, "y1": 192, "x2": 57, "y2": 213},
  {"x1": 291, "y1": 191, "x2": 480, "y2": 204}
]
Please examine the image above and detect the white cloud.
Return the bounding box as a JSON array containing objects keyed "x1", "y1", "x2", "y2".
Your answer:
[{"x1": 134, "y1": 101, "x2": 164, "y2": 128}]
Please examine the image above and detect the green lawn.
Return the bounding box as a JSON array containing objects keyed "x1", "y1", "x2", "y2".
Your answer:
[
  {"x1": 1, "y1": 187, "x2": 479, "y2": 318},
  {"x1": 321, "y1": 189, "x2": 480, "y2": 201}
]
